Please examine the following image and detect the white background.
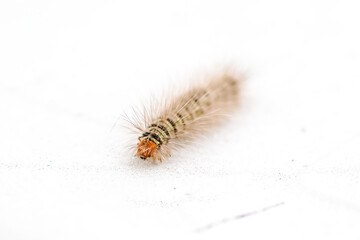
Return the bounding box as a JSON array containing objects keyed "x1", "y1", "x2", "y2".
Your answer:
[{"x1": 1, "y1": 0, "x2": 360, "y2": 239}]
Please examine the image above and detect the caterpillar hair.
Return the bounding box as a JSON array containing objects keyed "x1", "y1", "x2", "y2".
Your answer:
[{"x1": 124, "y1": 67, "x2": 245, "y2": 163}]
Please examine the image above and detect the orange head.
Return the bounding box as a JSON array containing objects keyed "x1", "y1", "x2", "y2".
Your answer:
[{"x1": 135, "y1": 139, "x2": 158, "y2": 160}]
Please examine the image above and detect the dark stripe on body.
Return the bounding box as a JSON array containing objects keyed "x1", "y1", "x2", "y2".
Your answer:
[
  {"x1": 157, "y1": 125, "x2": 170, "y2": 136},
  {"x1": 151, "y1": 128, "x2": 166, "y2": 142},
  {"x1": 166, "y1": 118, "x2": 177, "y2": 133},
  {"x1": 176, "y1": 113, "x2": 185, "y2": 128},
  {"x1": 150, "y1": 133, "x2": 162, "y2": 145},
  {"x1": 191, "y1": 97, "x2": 204, "y2": 116},
  {"x1": 140, "y1": 132, "x2": 150, "y2": 139},
  {"x1": 149, "y1": 124, "x2": 170, "y2": 137}
]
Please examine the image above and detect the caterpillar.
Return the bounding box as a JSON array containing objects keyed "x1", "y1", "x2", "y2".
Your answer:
[{"x1": 126, "y1": 68, "x2": 245, "y2": 163}]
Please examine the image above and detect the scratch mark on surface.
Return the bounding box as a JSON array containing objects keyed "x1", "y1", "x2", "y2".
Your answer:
[{"x1": 195, "y1": 201, "x2": 285, "y2": 233}]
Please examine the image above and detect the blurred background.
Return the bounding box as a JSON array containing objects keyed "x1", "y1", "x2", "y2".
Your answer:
[{"x1": 0, "y1": 0, "x2": 359, "y2": 239}]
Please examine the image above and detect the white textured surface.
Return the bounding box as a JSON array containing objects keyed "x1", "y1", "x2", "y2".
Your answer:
[{"x1": 1, "y1": 0, "x2": 360, "y2": 239}]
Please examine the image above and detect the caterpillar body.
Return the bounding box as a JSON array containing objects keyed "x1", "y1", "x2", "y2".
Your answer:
[{"x1": 129, "y1": 69, "x2": 245, "y2": 163}]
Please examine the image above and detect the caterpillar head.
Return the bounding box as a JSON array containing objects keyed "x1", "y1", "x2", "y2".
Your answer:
[{"x1": 135, "y1": 139, "x2": 161, "y2": 162}]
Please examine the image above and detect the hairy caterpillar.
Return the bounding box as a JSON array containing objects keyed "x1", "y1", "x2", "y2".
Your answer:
[{"x1": 126, "y1": 68, "x2": 245, "y2": 163}]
